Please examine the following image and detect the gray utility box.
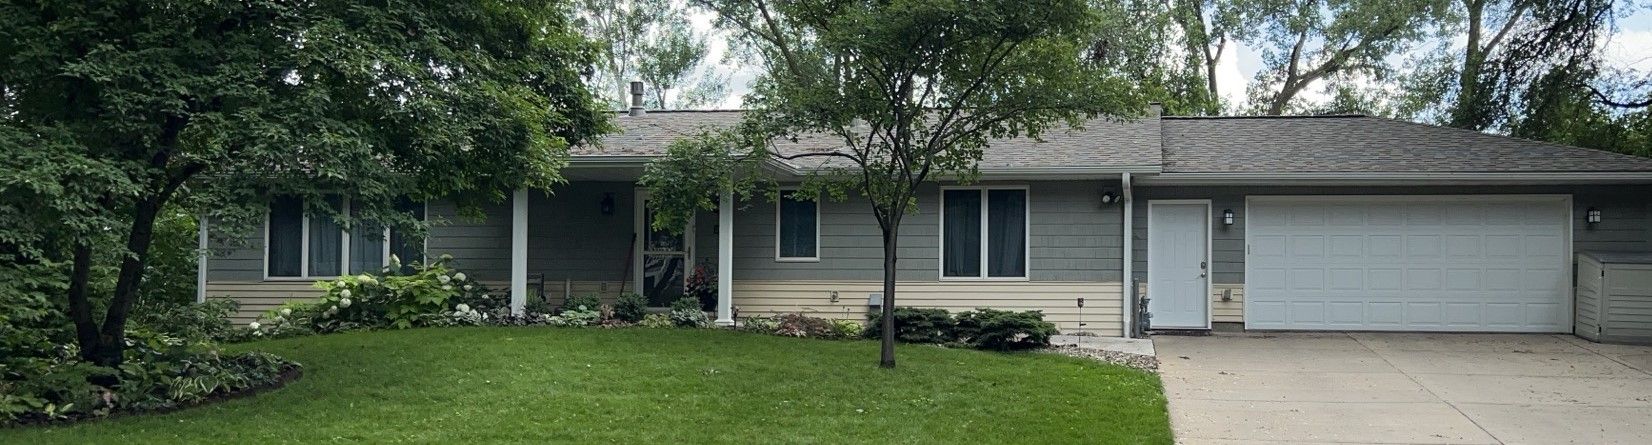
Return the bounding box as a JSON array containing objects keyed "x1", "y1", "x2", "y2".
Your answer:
[{"x1": 1576, "y1": 251, "x2": 1652, "y2": 345}]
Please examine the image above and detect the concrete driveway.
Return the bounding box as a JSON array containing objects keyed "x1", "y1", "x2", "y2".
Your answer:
[{"x1": 1156, "y1": 332, "x2": 1652, "y2": 444}]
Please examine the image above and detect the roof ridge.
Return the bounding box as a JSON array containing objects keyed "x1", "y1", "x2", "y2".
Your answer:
[{"x1": 1162, "y1": 114, "x2": 1367, "y2": 120}]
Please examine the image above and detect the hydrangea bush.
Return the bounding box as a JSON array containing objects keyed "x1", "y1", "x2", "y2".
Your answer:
[{"x1": 241, "y1": 255, "x2": 503, "y2": 337}]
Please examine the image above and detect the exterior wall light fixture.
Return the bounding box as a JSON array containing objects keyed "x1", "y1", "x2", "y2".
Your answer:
[{"x1": 1222, "y1": 209, "x2": 1235, "y2": 226}]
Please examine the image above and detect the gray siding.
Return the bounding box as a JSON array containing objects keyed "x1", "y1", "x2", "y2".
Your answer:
[
  {"x1": 206, "y1": 198, "x2": 515, "y2": 282},
  {"x1": 527, "y1": 182, "x2": 636, "y2": 282},
  {"x1": 1131, "y1": 184, "x2": 1652, "y2": 285},
  {"x1": 731, "y1": 180, "x2": 1123, "y2": 282}
]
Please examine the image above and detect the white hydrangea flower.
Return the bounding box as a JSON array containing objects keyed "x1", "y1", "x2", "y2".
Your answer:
[
  {"x1": 438, "y1": 274, "x2": 452, "y2": 284},
  {"x1": 442, "y1": 284, "x2": 453, "y2": 291},
  {"x1": 248, "y1": 321, "x2": 261, "y2": 330},
  {"x1": 254, "y1": 330, "x2": 264, "y2": 337},
  {"x1": 463, "y1": 284, "x2": 473, "y2": 291},
  {"x1": 279, "y1": 308, "x2": 293, "y2": 317},
  {"x1": 453, "y1": 272, "x2": 467, "y2": 281},
  {"x1": 455, "y1": 303, "x2": 471, "y2": 313},
  {"x1": 340, "y1": 289, "x2": 352, "y2": 299},
  {"x1": 339, "y1": 297, "x2": 352, "y2": 308}
]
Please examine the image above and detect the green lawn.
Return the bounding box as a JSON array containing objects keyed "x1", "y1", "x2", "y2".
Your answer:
[{"x1": 4, "y1": 328, "x2": 1171, "y2": 444}]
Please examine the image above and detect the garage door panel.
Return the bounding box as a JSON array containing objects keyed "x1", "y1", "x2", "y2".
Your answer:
[{"x1": 1247, "y1": 196, "x2": 1570, "y2": 332}]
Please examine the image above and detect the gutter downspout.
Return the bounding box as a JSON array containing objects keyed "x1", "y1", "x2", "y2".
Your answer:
[{"x1": 1120, "y1": 172, "x2": 1134, "y2": 338}]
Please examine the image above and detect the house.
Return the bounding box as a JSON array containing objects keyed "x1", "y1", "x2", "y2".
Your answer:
[{"x1": 200, "y1": 98, "x2": 1652, "y2": 337}]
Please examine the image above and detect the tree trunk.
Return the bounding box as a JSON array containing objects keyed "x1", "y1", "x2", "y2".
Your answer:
[
  {"x1": 66, "y1": 242, "x2": 103, "y2": 363},
  {"x1": 878, "y1": 222, "x2": 899, "y2": 369},
  {"x1": 89, "y1": 199, "x2": 164, "y2": 367}
]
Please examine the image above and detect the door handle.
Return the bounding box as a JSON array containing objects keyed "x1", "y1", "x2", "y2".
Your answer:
[{"x1": 1198, "y1": 261, "x2": 1207, "y2": 278}]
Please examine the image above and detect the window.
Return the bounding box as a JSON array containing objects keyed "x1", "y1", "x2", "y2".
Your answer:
[
  {"x1": 266, "y1": 196, "x2": 425, "y2": 278},
  {"x1": 776, "y1": 190, "x2": 819, "y2": 260},
  {"x1": 941, "y1": 188, "x2": 1027, "y2": 279}
]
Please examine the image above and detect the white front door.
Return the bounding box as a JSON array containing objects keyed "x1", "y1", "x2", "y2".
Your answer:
[
  {"x1": 634, "y1": 190, "x2": 694, "y2": 307},
  {"x1": 1149, "y1": 201, "x2": 1211, "y2": 329}
]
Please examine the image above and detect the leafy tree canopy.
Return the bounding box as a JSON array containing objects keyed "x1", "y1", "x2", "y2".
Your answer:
[
  {"x1": 0, "y1": 0, "x2": 609, "y2": 365},
  {"x1": 643, "y1": 0, "x2": 1143, "y2": 367}
]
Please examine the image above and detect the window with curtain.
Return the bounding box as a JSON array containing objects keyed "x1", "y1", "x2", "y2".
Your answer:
[
  {"x1": 266, "y1": 195, "x2": 425, "y2": 278},
  {"x1": 777, "y1": 191, "x2": 818, "y2": 259},
  {"x1": 942, "y1": 188, "x2": 1027, "y2": 278}
]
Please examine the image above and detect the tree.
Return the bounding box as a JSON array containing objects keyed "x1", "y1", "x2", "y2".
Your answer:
[
  {"x1": 642, "y1": 0, "x2": 1141, "y2": 368},
  {"x1": 1233, "y1": 0, "x2": 1447, "y2": 115},
  {"x1": 575, "y1": 0, "x2": 727, "y2": 109},
  {"x1": 1165, "y1": 0, "x2": 1233, "y2": 114},
  {"x1": 1401, "y1": 0, "x2": 1616, "y2": 131},
  {"x1": 0, "y1": 0, "x2": 608, "y2": 366}
]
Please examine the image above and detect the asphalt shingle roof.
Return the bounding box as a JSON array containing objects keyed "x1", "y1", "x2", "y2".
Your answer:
[
  {"x1": 575, "y1": 110, "x2": 1162, "y2": 171},
  {"x1": 1160, "y1": 115, "x2": 1652, "y2": 173},
  {"x1": 574, "y1": 110, "x2": 1652, "y2": 174}
]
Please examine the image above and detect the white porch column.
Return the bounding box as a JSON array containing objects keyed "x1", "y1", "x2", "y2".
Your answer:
[
  {"x1": 511, "y1": 188, "x2": 528, "y2": 315},
  {"x1": 1120, "y1": 172, "x2": 1134, "y2": 337},
  {"x1": 715, "y1": 188, "x2": 734, "y2": 326},
  {"x1": 196, "y1": 215, "x2": 208, "y2": 304}
]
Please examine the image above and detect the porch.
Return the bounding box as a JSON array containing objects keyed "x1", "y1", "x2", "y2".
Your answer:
[{"x1": 502, "y1": 177, "x2": 735, "y2": 324}]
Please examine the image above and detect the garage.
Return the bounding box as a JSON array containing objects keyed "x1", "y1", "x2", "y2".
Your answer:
[{"x1": 1243, "y1": 195, "x2": 1572, "y2": 332}]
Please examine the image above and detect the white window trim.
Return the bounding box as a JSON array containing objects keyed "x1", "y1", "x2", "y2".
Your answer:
[
  {"x1": 938, "y1": 186, "x2": 1031, "y2": 281},
  {"x1": 774, "y1": 188, "x2": 821, "y2": 262},
  {"x1": 263, "y1": 197, "x2": 427, "y2": 281}
]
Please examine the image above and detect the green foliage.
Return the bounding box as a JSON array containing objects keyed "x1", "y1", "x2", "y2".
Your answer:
[
  {"x1": 830, "y1": 319, "x2": 865, "y2": 339},
  {"x1": 639, "y1": 313, "x2": 675, "y2": 328},
  {"x1": 864, "y1": 308, "x2": 956, "y2": 344},
  {"x1": 524, "y1": 297, "x2": 554, "y2": 317},
  {"x1": 573, "y1": 0, "x2": 726, "y2": 109},
  {"x1": 738, "y1": 316, "x2": 780, "y2": 333},
  {"x1": 130, "y1": 299, "x2": 240, "y2": 343},
  {"x1": 241, "y1": 256, "x2": 500, "y2": 337},
  {"x1": 1229, "y1": 0, "x2": 1448, "y2": 114},
  {"x1": 668, "y1": 297, "x2": 710, "y2": 328},
  {"x1": 613, "y1": 293, "x2": 648, "y2": 323},
  {"x1": 549, "y1": 307, "x2": 602, "y2": 327},
  {"x1": 1, "y1": 0, "x2": 610, "y2": 365},
  {"x1": 0, "y1": 327, "x2": 297, "y2": 425},
  {"x1": 954, "y1": 309, "x2": 1058, "y2": 351},
  {"x1": 562, "y1": 294, "x2": 603, "y2": 314}
]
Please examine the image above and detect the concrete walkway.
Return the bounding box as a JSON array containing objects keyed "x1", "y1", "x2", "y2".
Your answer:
[{"x1": 1156, "y1": 332, "x2": 1652, "y2": 444}]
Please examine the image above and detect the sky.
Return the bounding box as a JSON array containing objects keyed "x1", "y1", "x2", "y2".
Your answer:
[{"x1": 689, "y1": 6, "x2": 1652, "y2": 112}]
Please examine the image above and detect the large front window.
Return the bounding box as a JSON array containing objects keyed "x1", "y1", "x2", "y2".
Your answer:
[
  {"x1": 266, "y1": 196, "x2": 425, "y2": 278},
  {"x1": 941, "y1": 188, "x2": 1028, "y2": 279}
]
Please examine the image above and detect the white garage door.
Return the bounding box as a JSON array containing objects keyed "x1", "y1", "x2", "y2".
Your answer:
[{"x1": 1245, "y1": 196, "x2": 1571, "y2": 332}]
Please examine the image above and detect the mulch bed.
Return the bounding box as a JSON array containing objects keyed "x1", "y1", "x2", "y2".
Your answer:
[{"x1": 4, "y1": 364, "x2": 303, "y2": 429}]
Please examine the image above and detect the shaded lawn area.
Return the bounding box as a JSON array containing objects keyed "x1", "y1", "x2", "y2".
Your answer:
[{"x1": 4, "y1": 328, "x2": 1171, "y2": 444}]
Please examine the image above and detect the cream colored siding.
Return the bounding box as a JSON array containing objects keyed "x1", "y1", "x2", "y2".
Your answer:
[
  {"x1": 206, "y1": 281, "x2": 324, "y2": 325},
  {"x1": 732, "y1": 280, "x2": 1123, "y2": 335},
  {"x1": 1211, "y1": 284, "x2": 1244, "y2": 323}
]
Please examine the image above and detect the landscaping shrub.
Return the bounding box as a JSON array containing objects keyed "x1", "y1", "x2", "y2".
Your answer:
[
  {"x1": 524, "y1": 297, "x2": 553, "y2": 316},
  {"x1": 130, "y1": 299, "x2": 240, "y2": 342},
  {"x1": 954, "y1": 309, "x2": 1058, "y2": 351},
  {"x1": 863, "y1": 307, "x2": 956, "y2": 343},
  {"x1": 772, "y1": 313, "x2": 838, "y2": 338},
  {"x1": 739, "y1": 316, "x2": 779, "y2": 332},
  {"x1": 561, "y1": 294, "x2": 601, "y2": 314},
  {"x1": 830, "y1": 319, "x2": 864, "y2": 338},
  {"x1": 639, "y1": 313, "x2": 674, "y2": 328},
  {"x1": 668, "y1": 297, "x2": 710, "y2": 328},
  {"x1": 612, "y1": 293, "x2": 647, "y2": 323},
  {"x1": 243, "y1": 255, "x2": 501, "y2": 336},
  {"x1": 685, "y1": 265, "x2": 717, "y2": 311},
  {"x1": 550, "y1": 306, "x2": 601, "y2": 327}
]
